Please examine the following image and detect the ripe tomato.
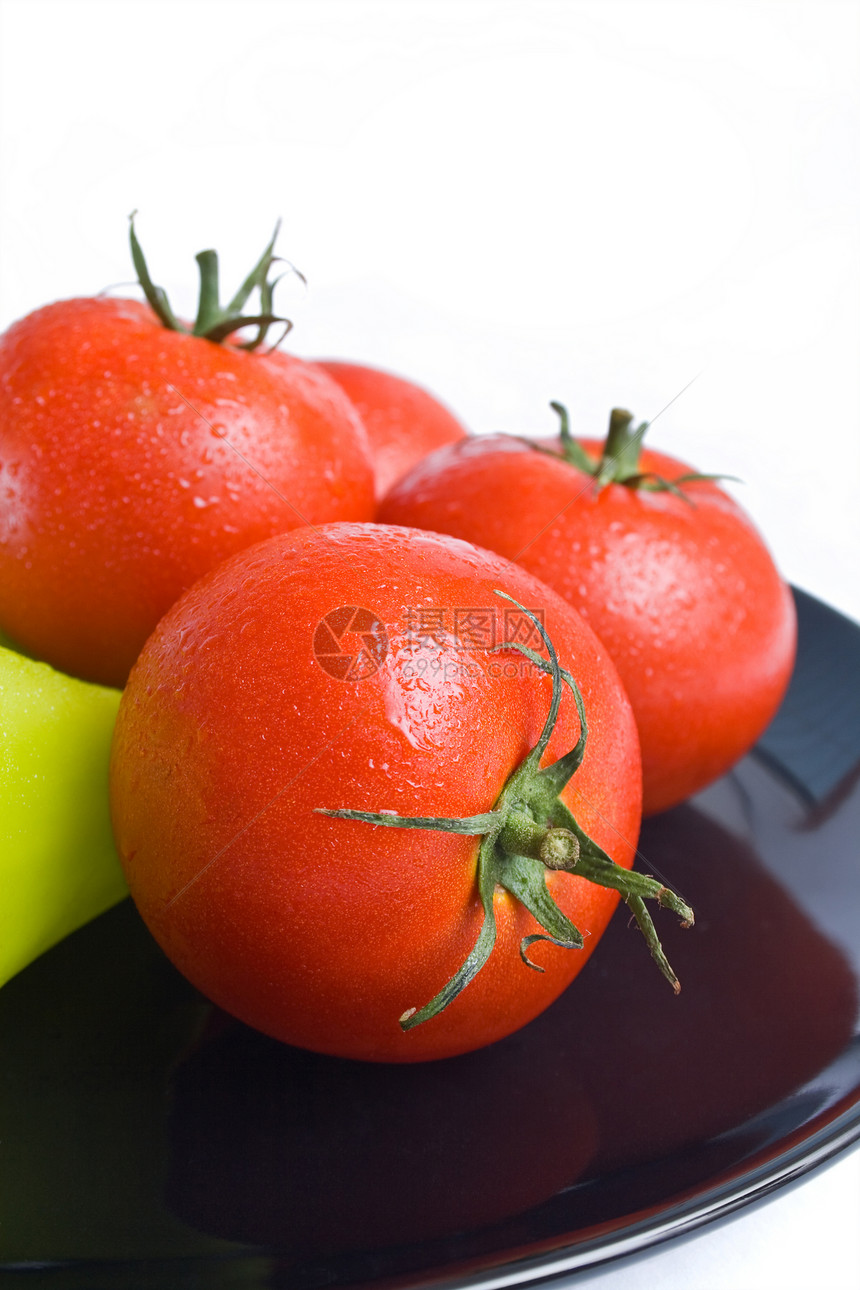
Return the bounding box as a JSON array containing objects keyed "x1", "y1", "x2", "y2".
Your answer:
[
  {"x1": 378, "y1": 409, "x2": 797, "y2": 815},
  {"x1": 0, "y1": 226, "x2": 374, "y2": 688},
  {"x1": 110, "y1": 523, "x2": 689, "y2": 1063},
  {"x1": 316, "y1": 360, "x2": 468, "y2": 499}
]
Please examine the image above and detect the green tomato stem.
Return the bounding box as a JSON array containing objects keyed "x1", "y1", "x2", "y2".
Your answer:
[
  {"x1": 541, "y1": 402, "x2": 736, "y2": 499},
  {"x1": 193, "y1": 250, "x2": 222, "y2": 336},
  {"x1": 127, "y1": 214, "x2": 294, "y2": 350},
  {"x1": 319, "y1": 593, "x2": 694, "y2": 1032}
]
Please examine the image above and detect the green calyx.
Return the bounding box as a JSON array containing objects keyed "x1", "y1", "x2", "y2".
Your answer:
[
  {"x1": 128, "y1": 213, "x2": 300, "y2": 351},
  {"x1": 533, "y1": 403, "x2": 732, "y2": 500},
  {"x1": 318, "y1": 593, "x2": 694, "y2": 1032}
]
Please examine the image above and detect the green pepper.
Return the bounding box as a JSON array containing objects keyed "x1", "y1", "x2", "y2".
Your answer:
[{"x1": 0, "y1": 643, "x2": 128, "y2": 987}]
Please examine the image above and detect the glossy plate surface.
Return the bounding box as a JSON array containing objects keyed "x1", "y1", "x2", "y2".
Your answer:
[{"x1": 2, "y1": 588, "x2": 859, "y2": 1290}]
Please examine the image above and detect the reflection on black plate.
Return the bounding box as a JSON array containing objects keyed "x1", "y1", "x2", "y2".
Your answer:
[{"x1": 1, "y1": 588, "x2": 859, "y2": 1290}]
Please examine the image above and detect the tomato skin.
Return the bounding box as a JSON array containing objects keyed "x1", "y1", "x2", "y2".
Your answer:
[
  {"x1": 110, "y1": 523, "x2": 641, "y2": 1063},
  {"x1": 378, "y1": 434, "x2": 797, "y2": 815},
  {"x1": 316, "y1": 360, "x2": 468, "y2": 499},
  {"x1": 0, "y1": 298, "x2": 375, "y2": 687}
]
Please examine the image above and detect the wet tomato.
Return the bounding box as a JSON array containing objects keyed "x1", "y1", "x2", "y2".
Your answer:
[
  {"x1": 379, "y1": 409, "x2": 797, "y2": 814},
  {"x1": 110, "y1": 522, "x2": 691, "y2": 1063},
  {"x1": 316, "y1": 360, "x2": 467, "y2": 499},
  {"x1": 0, "y1": 224, "x2": 374, "y2": 687}
]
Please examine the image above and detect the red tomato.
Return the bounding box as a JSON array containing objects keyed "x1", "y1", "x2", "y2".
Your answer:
[
  {"x1": 109, "y1": 523, "x2": 684, "y2": 1063},
  {"x1": 378, "y1": 413, "x2": 797, "y2": 815},
  {"x1": 0, "y1": 231, "x2": 375, "y2": 688},
  {"x1": 316, "y1": 360, "x2": 468, "y2": 499}
]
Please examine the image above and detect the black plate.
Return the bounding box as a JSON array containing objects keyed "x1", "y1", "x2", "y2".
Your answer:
[{"x1": 2, "y1": 588, "x2": 859, "y2": 1290}]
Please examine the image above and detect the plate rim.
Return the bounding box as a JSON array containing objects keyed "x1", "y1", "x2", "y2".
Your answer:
[
  {"x1": 3, "y1": 585, "x2": 859, "y2": 1287},
  {"x1": 426, "y1": 1095, "x2": 860, "y2": 1290}
]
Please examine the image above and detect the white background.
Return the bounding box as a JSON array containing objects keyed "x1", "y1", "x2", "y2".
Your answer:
[{"x1": 1, "y1": 1, "x2": 859, "y2": 1286}]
